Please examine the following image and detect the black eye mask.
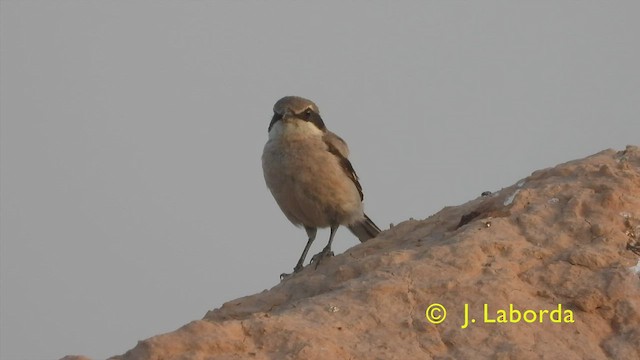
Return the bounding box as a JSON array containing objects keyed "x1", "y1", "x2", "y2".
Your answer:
[
  {"x1": 298, "y1": 109, "x2": 326, "y2": 131},
  {"x1": 268, "y1": 112, "x2": 283, "y2": 132},
  {"x1": 267, "y1": 109, "x2": 326, "y2": 132}
]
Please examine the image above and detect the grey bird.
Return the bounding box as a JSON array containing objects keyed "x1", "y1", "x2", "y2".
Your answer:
[{"x1": 262, "y1": 96, "x2": 381, "y2": 278}]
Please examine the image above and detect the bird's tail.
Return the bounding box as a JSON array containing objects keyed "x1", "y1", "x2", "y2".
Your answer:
[{"x1": 348, "y1": 213, "x2": 382, "y2": 242}]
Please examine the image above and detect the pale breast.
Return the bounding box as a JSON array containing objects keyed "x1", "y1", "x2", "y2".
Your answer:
[{"x1": 262, "y1": 133, "x2": 363, "y2": 228}]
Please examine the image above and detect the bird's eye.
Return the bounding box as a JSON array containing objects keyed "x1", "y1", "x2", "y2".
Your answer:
[{"x1": 303, "y1": 108, "x2": 313, "y2": 118}]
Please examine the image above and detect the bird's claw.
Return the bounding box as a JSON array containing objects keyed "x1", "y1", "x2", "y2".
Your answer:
[
  {"x1": 280, "y1": 264, "x2": 305, "y2": 280},
  {"x1": 281, "y1": 248, "x2": 334, "y2": 279},
  {"x1": 310, "y1": 248, "x2": 334, "y2": 269},
  {"x1": 280, "y1": 272, "x2": 292, "y2": 280}
]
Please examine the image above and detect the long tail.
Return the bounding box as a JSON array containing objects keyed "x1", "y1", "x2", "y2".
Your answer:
[{"x1": 348, "y1": 213, "x2": 382, "y2": 242}]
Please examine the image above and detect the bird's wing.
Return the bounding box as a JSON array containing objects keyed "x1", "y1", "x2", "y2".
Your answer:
[
  {"x1": 323, "y1": 131, "x2": 350, "y2": 158},
  {"x1": 323, "y1": 132, "x2": 363, "y2": 201}
]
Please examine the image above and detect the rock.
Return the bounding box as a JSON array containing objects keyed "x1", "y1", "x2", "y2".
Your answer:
[{"x1": 78, "y1": 146, "x2": 640, "y2": 360}]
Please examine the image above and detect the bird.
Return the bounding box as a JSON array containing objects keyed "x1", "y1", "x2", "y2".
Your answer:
[{"x1": 262, "y1": 96, "x2": 381, "y2": 278}]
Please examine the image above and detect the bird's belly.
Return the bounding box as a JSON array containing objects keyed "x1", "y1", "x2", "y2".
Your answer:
[{"x1": 262, "y1": 140, "x2": 363, "y2": 228}]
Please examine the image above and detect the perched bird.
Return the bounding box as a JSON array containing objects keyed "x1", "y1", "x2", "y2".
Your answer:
[{"x1": 262, "y1": 96, "x2": 381, "y2": 277}]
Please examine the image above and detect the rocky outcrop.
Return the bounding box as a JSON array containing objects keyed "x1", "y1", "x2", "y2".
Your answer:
[{"x1": 72, "y1": 146, "x2": 640, "y2": 360}]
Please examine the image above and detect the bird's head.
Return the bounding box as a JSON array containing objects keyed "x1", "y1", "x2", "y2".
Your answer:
[{"x1": 268, "y1": 96, "x2": 326, "y2": 135}]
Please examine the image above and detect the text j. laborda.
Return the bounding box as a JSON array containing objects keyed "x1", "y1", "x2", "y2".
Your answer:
[{"x1": 425, "y1": 303, "x2": 575, "y2": 328}]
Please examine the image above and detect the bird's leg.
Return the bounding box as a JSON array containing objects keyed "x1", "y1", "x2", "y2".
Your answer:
[
  {"x1": 280, "y1": 227, "x2": 317, "y2": 280},
  {"x1": 294, "y1": 227, "x2": 318, "y2": 272},
  {"x1": 311, "y1": 225, "x2": 338, "y2": 269}
]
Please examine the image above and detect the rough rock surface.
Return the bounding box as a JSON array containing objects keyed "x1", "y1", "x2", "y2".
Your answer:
[{"x1": 76, "y1": 147, "x2": 640, "y2": 359}]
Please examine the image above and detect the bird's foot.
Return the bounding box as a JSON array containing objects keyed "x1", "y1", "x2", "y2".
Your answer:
[
  {"x1": 280, "y1": 263, "x2": 305, "y2": 280},
  {"x1": 280, "y1": 273, "x2": 293, "y2": 281},
  {"x1": 279, "y1": 272, "x2": 292, "y2": 280},
  {"x1": 310, "y1": 247, "x2": 334, "y2": 269}
]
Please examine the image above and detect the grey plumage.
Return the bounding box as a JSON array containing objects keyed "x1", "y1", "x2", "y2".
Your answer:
[
  {"x1": 262, "y1": 96, "x2": 381, "y2": 277},
  {"x1": 348, "y1": 213, "x2": 381, "y2": 242}
]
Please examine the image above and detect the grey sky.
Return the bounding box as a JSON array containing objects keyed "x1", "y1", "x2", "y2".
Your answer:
[{"x1": 1, "y1": 1, "x2": 639, "y2": 359}]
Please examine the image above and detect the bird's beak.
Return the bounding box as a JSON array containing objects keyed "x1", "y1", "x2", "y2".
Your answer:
[{"x1": 282, "y1": 108, "x2": 294, "y2": 121}]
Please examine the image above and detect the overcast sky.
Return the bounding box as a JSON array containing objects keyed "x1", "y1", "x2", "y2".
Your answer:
[{"x1": 1, "y1": 1, "x2": 639, "y2": 359}]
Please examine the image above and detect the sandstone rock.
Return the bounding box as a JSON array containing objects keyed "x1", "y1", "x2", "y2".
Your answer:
[{"x1": 72, "y1": 146, "x2": 640, "y2": 360}]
